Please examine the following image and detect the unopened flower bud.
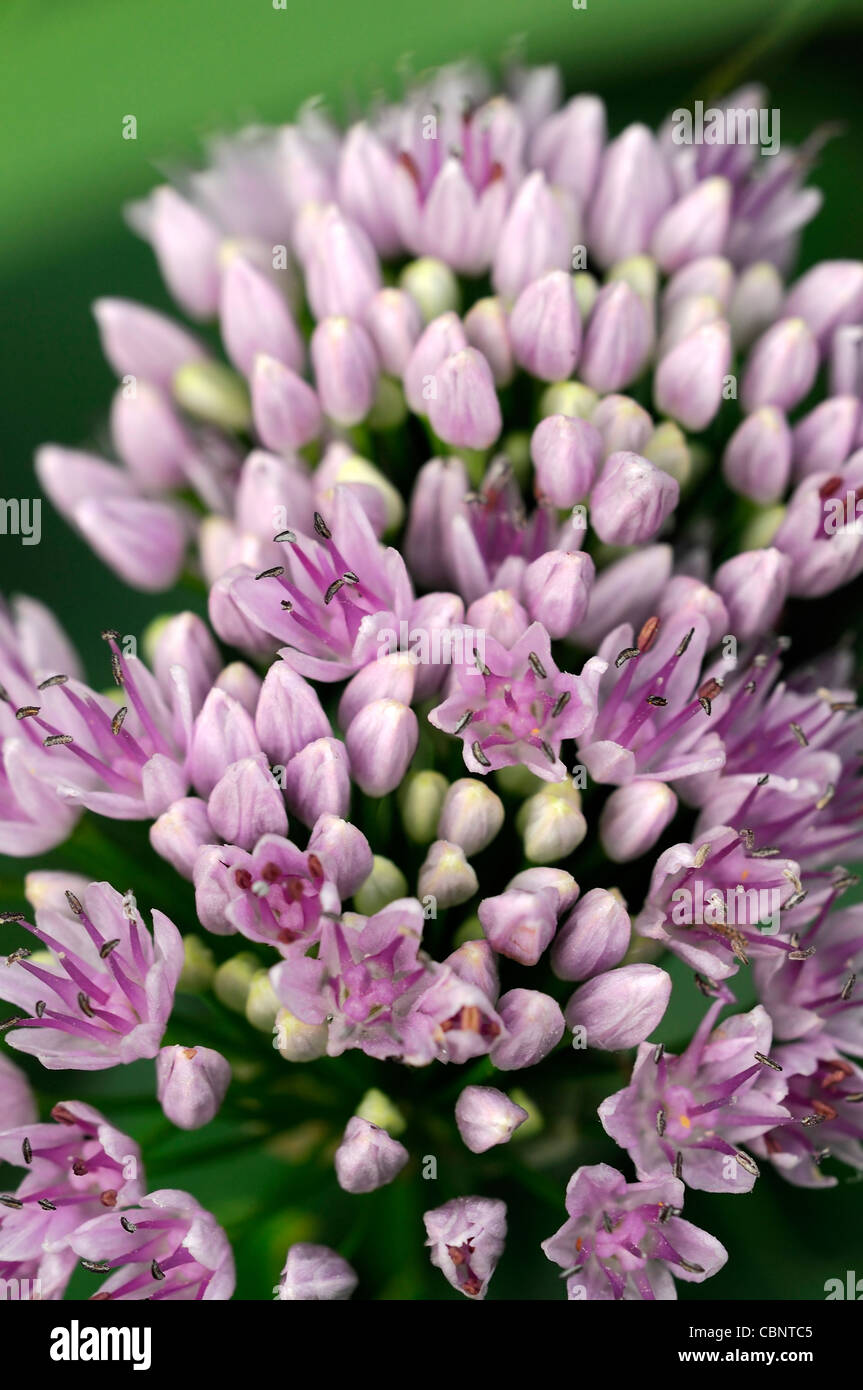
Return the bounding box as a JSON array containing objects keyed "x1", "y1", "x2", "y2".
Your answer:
[
  {"x1": 490, "y1": 988, "x2": 565, "y2": 1070},
  {"x1": 156, "y1": 1045, "x2": 231, "y2": 1131},
  {"x1": 418, "y1": 840, "x2": 479, "y2": 909},
  {"x1": 273, "y1": 1007, "x2": 329, "y2": 1062},
  {"x1": 599, "y1": 781, "x2": 678, "y2": 864},
  {"x1": 455, "y1": 1086, "x2": 528, "y2": 1153},
  {"x1": 590, "y1": 451, "x2": 679, "y2": 545},
  {"x1": 277, "y1": 1244, "x2": 358, "y2": 1301},
  {"x1": 552, "y1": 887, "x2": 632, "y2": 982},
  {"x1": 399, "y1": 256, "x2": 460, "y2": 321},
  {"x1": 437, "y1": 779, "x2": 505, "y2": 856},
  {"x1": 399, "y1": 770, "x2": 449, "y2": 844},
  {"x1": 478, "y1": 885, "x2": 559, "y2": 966},
  {"x1": 530, "y1": 414, "x2": 601, "y2": 507},
  {"x1": 334, "y1": 1117, "x2": 409, "y2": 1194},
  {"x1": 565, "y1": 963, "x2": 671, "y2": 1050},
  {"x1": 214, "y1": 952, "x2": 260, "y2": 1013},
  {"x1": 518, "y1": 783, "x2": 587, "y2": 864},
  {"x1": 353, "y1": 856, "x2": 409, "y2": 916},
  {"x1": 150, "y1": 796, "x2": 214, "y2": 879}
]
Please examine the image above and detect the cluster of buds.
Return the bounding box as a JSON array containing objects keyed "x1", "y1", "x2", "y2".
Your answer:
[{"x1": 2, "y1": 58, "x2": 862, "y2": 1301}]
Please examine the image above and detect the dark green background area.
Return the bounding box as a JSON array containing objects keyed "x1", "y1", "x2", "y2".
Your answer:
[{"x1": 1, "y1": 0, "x2": 862, "y2": 1300}]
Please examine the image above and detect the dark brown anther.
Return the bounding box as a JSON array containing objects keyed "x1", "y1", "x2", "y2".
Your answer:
[
  {"x1": 111, "y1": 652, "x2": 124, "y2": 686},
  {"x1": 280, "y1": 600, "x2": 293, "y2": 611},
  {"x1": 471, "y1": 740, "x2": 491, "y2": 767},
  {"x1": 755, "y1": 1051, "x2": 782, "y2": 1072},
  {"x1": 307, "y1": 854, "x2": 324, "y2": 880},
  {"x1": 677, "y1": 1257, "x2": 705, "y2": 1274},
  {"x1": 65, "y1": 891, "x2": 83, "y2": 915},
  {"x1": 527, "y1": 651, "x2": 547, "y2": 680},
  {"x1": 0, "y1": 1016, "x2": 22, "y2": 1032},
  {"x1": 602, "y1": 1210, "x2": 614, "y2": 1234},
  {"x1": 659, "y1": 1204, "x2": 678, "y2": 1224},
  {"x1": 151, "y1": 1259, "x2": 166, "y2": 1282},
  {"x1": 35, "y1": 1000, "x2": 46, "y2": 1017},
  {"x1": 234, "y1": 868, "x2": 253, "y2": 890},
  {"x1": 552, "y1": 691, "x2": 571, "y2": 717},
  {"x1": 844, "y1": 1093, "x2": 863, "y2": 1104},
  {"x1": 342, "y1": 571, "x2": 359, "y2": 585},
  {"x1": 453, "y1": 709, "x2": 473, "y2": 735},
  {"x1": 37, "y1": 673, "x2": 69, "y2": 690},
  {"x1": 614, "y1": 646, "x2": 639, "y2": 668},
  {"x1": 0, "y1": 1196, "x2": 24, "y2": 1209},
  {"x1": 653, "y1": 1043, "x2": 664, "y2": 1064},
  {"x1": 44, "y1": 733, "x2": 73, "y2": 747},
  {"x1": 99, "y1": 939, "x2": 121, "y2": 959},
  {"x1": 255, "y1": 566, "x2": 286, "y2": 580},
  {"x1": 757, "y1": 774, "x2": 770, "y2": 785},
  {"x1": 111, "y1": 707, "x2": 128, "y2": 736},
  {"x1": 101, "y1": 629, "x2": 121, "y2": 642},
  {"x1": 0, "y1": 911, "x2": 25, "y2": 922},
  {"x1": 738, "y1": 827, "x2": 755, "y2": 850},
  {"x1": 313, "y1": 512, "x2": 332, "y2": 540},
  {"x1": 655, "y1": 1108, "x2": 666, "y2": 1137},
  {"x1": 789, "y1": 722, "x2": 808, "y2": 747},
  {"x1": 38, "y1": 1199, "x2": 56, "y2": 1211},
  {"x1": 324, "y1": 578, "x2": 344, "y2": 605},
  {"x1": 6, "y1": 947, "x2": 31, "y2": 965},
  {"x1": 273, "y1": 529, "x2": 297, "y2": 544},
  {"x1": 22, "y1": 1137, "x2": 32, "y2": 1164},
  {"x1": 120, "y1": 1216, "x2": 137, "y2": 1233},
  {"x1": 818, "y1": 475, "x2": 843, "y2": 501},
  {"x1": 474, "y1": 654, "x2": 491, "y2": 676},
  {"x1": 15, "y1": 705, "x2": 40, "y2": 720},
  {"x1": 78, "y1": 992, "x2": 95, "y2": 1019},
  {"x1": 840, "y1": 974, "x2": 856, "y2": 1002},
  {"x1": 637, "y1": 616, "x2": 660, "y2": 652},
  {"x1": 673, "y1": 1151, "x2": 683, "y2": 1180},
  {"x1": 81, "y1": 1260, "x2": 111, "y2": 1273},
  {"x1": 72, "y1": 1158, "x2": 89, "y2": 1177},
  {"x1": 645, "y1": 695, "x2": 668, "y2": 707},
  {"x1": 800, "y1": 1113, "x2": 825, "y2": 1127},
  {"x1": 540, "y1": 740, "x2": 556, "y2": 763},
  {"x1": 788, "y1": 946, "x2": 816, "y2": 960},
  {"x1": 675, "y1": 627, "x2": 695, "y2": 657}
]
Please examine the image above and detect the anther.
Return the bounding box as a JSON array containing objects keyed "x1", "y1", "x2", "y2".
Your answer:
[
  {"x1": 471, "y1": 741, "x2": 491, "y2": 767},
  {"x1": 111, "y1": 707, "x2": 127, "y2": 736},
  {"x1": 313, "y1": 512, "x2": 332, "y2": 540},
  {"x1": 37, "y1": 674, "x2": 69, "y2": 689},
  {"x1": 255, "y1": 566, "x2": 285, "y2": 580},
  {"x1": 527, "y1": 652, "x2": 547, "y2": 680}
]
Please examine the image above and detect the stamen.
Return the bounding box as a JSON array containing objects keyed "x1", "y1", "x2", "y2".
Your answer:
[
  {"x1": 313, "y1": 512, "x2": 332, "y2": 540},
  {"x1": 16, "y1": 705, "x2": 40, "y2": 719},
  {"x1": 472, "y1": 741, "x2": 491, "y2": 767},
  {"x1": 255, "y1": 566, "x2": 285, "y2": 580},
  {"x1": 43, "y1": 733, "x2": 73, "y2": 746},
  {"x1": 22, "y1": 1137, "x2": 32, "y2": 1164},
  {"x1": 527, "y1": 652, "x2": 547, "y2": 680},
  {"x1": 273, "y1": 529, "x2": 296, "y2": 543},
  {"x1": 615, "y1": 647, "x2": 639, "y2": 668},
  {"x1": 37, "y1": 674, "x2": 69, "y2": 689},
  {"x1": 111, "y1": 706, "x2": 127, "y2": 736},
  {"x1": 552, "y1": 691, "x2": 571, "y2": 717},
  {"x1": 453, "y1": 710, "x2": 473, "y2": 735},
  {"x1": 754, "y1": 1052, "x2": 782, "y2": 1071}
]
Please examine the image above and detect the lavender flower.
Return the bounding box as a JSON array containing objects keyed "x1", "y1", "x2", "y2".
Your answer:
[
  {"x1": 0, "y1": 883, "x2": 183, "y2": 1069},
  {"x1": 424, "y1": 1195, "x2": 507, "y2": 1299},
  {"x1": 542, "y1": 1163, "x2": 727, "y2": 1299}
]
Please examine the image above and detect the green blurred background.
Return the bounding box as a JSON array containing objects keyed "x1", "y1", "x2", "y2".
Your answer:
[{"x1": 1, "y1": 0, "x2": 862, "y2": 1299}]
